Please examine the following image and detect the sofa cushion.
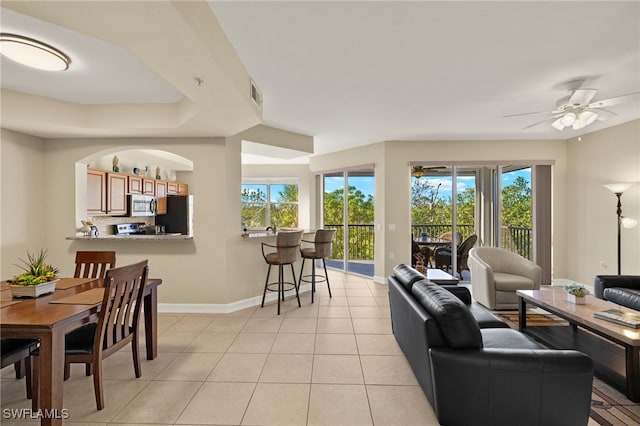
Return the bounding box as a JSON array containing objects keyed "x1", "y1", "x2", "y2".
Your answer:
[
  {"x1": 603, "y1": 287, "x2": 640, "y2": 311},
  {"x1": 481, "y1": 328, "x2": 544, "y2": 349},
  {"x1": 392, "y1": 263, "x2": 426, "y2": 291},
  {"x1": 493, "y1": 272, "x2": 535, "y2": 291},
  {"x1": 411, "y1": 280, "x2": 483, "y2": 349}
]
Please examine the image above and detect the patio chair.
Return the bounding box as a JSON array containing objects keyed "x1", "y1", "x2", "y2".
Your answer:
[{"x1": 434, "y1": 234, "x2": 477, "y2": 277}]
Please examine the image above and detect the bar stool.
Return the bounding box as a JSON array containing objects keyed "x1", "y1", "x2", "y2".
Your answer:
[
  {"x1": 261, "y1": 230, "x2": 304, "y2": 315},
  {"x1": 299, "y1": 229, "x2": 336, "y2": 303}
]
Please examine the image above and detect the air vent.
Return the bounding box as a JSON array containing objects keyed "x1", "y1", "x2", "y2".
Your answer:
[{"x1": 250, "y1": 79, "x2": 262, "y2": 109}]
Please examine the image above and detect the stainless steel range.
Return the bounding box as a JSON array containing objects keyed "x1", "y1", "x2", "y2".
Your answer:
[{"x1": 114, "y1": 223, "x2": 147, "y2": 235}]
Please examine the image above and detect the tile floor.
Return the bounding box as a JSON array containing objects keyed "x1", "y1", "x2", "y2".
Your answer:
[{"x1": 0, "y1": 271, "x2": 440, "y2": 425}]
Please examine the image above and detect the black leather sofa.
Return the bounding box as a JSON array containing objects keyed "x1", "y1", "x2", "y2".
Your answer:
[
  {"x1": 388, "y1": 264, "x2": 594, "y2": 426},
  {"x1": 594, "y1": 275, "x2": 640, "y2": 311}
]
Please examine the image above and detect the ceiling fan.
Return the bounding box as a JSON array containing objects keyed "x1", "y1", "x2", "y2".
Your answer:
[
  {"x1": 506, "y1": 81, "x2": 640, "y2": 131},
  {"x1": 411, "y1": 165, "x2": 446, "y2": 178}
]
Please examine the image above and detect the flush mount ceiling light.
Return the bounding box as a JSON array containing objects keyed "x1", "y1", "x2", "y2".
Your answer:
[{"x1": 0, "y1": 33, "x2": 70, "y2": 71}]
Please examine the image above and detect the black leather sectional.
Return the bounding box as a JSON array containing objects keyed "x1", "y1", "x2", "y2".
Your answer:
[
  {"x1": 594, "y1": 275, "x2": 640, "y2": 311},
  {"x1": 388, "y1": 264, "x2": 594, "y2": 426}
]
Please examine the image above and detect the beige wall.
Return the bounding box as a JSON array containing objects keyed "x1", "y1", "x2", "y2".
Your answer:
[
  {"x1": 1, "y1": 132, "x2": 250, "y2": 306},
  {"x1": 2, "y1": 120, "x2": 638, "y2": 308},
  {"x1": 1, "y1": 130, "x2": 47, "y2": 280},
  {"x1": 566, "y1": 120, "x2": 640, "y2": 283}
]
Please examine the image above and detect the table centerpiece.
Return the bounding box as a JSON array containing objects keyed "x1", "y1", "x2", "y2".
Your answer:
[
  {"x1": 563, "y1": 283, "x2": 588, "y2": 304},
  {"x1": 8, "y1": 249, "x2": 59, "y2": 298}
]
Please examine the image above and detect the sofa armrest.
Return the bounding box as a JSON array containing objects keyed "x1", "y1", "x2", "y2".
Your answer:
[
  {"x1": 594, "y1": 275, "x2": 640, "y2": 299},
  {"x1": 442, "y1": 285, "x2": 472, "y2": 305},
  {"x1": 429, "y1": 348, "x2": 593, "y2": 426},
  {"x1": 388, "y1": 277, "x2": 446, "y2": 406}
]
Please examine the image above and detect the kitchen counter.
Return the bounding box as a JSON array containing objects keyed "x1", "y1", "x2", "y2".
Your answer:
[
  {"x1": 67, "y1": 234, "x2": 193, "y2": 241},
  {"x1": 241, "y1": 229, "x2": 313, "y2": 239}
]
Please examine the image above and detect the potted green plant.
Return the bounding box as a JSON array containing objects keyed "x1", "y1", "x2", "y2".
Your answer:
[
  {"x1": 563, "y1": 283, "x2": 588, "y2": 304},
  {"x1": 8, "y1": 249, "x2": 59, "y2": 298}
]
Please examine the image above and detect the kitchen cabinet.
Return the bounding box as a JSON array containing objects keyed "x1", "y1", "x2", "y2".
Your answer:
[
  {"x1": 168, "y1": 182, "x2": 189, "y2": 195},
  {"x1": 86, "y1": 169, "x2": 127, "y2": 216},
  {"x1": 87, "y1": 169, "x2": 106, "y2": 214},
  {"x1": 143, "y1": 179, "x2": 155, "y2": 195},
  {"x1": 128, "y1": 175, "x2": 143, "y2": 194},
  {"x1": 155, "y1": 180, "x2": 168, "y2": 215},
  {"x1": 128, "y1": 176, "x2": 155, "y2": 195},
  {"x1": 87, "y1": 167, "x2": 187, "y2": 216},
  {"x1": 107, "y1": 172, "x2": 128, "y2": 215}
]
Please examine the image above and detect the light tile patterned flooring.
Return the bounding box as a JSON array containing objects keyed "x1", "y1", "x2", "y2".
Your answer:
[{"x1": 1, "y1": 271, "x2": 440, "y2": 425}]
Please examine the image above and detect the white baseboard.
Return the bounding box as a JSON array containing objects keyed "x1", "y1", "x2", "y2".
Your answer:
[
  {"x1": 158, "y1": 283, "x2": 313, "y2": 314},
  {"x1": 373, "y1": 275, "x2": 386, "y2": 284}
]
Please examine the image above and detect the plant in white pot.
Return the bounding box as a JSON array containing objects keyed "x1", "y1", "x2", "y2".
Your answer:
[
  {"x1": 8, "y1": 249, "x2": 59, "y2": 298},
  {"x1": 563, "y1": 283, "x2": 588, "y2": 304}
]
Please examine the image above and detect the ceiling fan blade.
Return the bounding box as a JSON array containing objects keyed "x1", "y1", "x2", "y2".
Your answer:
[
  {"x1": 588, "y1": 92, "x2": 640, "y2": 108},
  {"x1": 521, "y1": 115, "x2": 560, "y2": 130},
  {"x1": 587, "y1": 108, "x2": 617, "y2": 121},
  {"x1": 504, "y1": 110, "x2": 551, "y2": 118},
  {"x1": 568, "y1": 89, "x2": 597, "y2": 106}
]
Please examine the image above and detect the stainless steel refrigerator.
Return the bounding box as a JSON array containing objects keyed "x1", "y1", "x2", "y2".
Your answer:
[{"x1": 155, "y1": 195, "x2": 193, "y2": 236}]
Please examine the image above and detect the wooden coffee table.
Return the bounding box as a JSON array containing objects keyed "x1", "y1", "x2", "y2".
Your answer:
[{"x1": 517, "y1": 288, "x2": 640, "y2": 402}]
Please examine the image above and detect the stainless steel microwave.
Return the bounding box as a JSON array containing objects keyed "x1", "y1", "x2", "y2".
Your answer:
[{"x1": 128, "y1": 194, "x2": 156, "y2": 217}]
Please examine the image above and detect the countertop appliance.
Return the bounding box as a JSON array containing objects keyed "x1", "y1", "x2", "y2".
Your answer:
[
  {"x1": 155, "y1": 195, "x2": 193, "y2": 236},
  {"x1": 128, "y1": 194, "x2": 156, "y2": 217}
]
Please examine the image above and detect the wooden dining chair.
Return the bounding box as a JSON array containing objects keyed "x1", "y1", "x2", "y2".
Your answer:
[
  {"x1": 74, "y1": 251, "x2": 116, "y2": 279},
  {"x1": 33, "y1": 260, "x2": 148, "y2": 410},
  {"x1": 1, "y1": 338, "x2": 38, "y2": 399}
]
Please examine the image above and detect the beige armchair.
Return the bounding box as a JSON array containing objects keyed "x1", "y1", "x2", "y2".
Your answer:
[{"x1": 468, "y1": 247, "x2": 541, "y2": 310}]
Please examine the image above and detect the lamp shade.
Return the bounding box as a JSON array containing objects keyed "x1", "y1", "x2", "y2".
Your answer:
[
  {"x1": 603, "y1": 183, "x2": 634, "y2": 194},
  {"x1": 561, "y1": 112, "x2": 577, "y2": 126}
]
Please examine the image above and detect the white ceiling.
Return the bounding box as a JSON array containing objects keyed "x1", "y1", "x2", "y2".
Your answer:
[{"x1": 1, "y1": 1, "x2": 639, "y2": 162}]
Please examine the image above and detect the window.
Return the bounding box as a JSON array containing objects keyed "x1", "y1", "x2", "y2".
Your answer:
[{"x1": 241, "y1": 182, "x2": 298, "y2": 228}]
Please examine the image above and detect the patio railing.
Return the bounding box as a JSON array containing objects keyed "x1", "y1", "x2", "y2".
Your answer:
[{"x1": 325, "y1": 223, "x2": 533, "y2": 261}]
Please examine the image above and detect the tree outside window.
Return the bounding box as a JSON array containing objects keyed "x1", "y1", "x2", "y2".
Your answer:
[{"x1": 241, "y1": 183, "x2": 298, "y2": 228}]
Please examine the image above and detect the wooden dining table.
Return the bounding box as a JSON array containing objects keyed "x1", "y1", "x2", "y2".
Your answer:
[{"x1": 0, "y1": 277, "x2": 161, "y2": 426}]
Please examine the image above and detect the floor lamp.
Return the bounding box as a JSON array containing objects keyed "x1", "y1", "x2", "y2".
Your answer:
[{"x1": 603, "y1": 183, "x2": 638, "y2": 275}]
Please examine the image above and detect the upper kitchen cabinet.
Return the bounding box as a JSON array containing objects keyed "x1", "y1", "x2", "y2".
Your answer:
[
  {"x1": 128, "y1": 175, "x2": 143, "y2": 194},
  {"x1": 86, "y1": 169, "x2": 127, "y2": 216},
  {"x1": 108, "y1": 172, "x2": 128, "y2": 215},
  {"x1": 87, "y1": 168, "x2": 107, "y2": 215},
  {"x1": 155, "y1": 180, "x2": 168, "y2": 215},
  {"x1": 167, "y1": 182, "x2": 189, "y2": 195},
  {"x1": 143, "y1": 179, "x2": 156, "y2": 195}
]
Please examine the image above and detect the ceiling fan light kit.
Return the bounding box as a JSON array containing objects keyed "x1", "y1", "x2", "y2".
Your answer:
[{"x1": 0, "y1": 33, "x2": 71, "y2": 71}]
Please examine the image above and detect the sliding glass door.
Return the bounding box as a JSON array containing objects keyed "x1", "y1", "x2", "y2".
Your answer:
[
  {"x1": 411, "y1": 165, "x2": 476, "y2": 277},
  {"x1": 323, "y1": 168, "x2": 375, "y2": 277}
]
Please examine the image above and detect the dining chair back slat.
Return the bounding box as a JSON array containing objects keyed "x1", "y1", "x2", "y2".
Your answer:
[{"x1": 74, "y1": 251, "x2": 116, "y2": 279}]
